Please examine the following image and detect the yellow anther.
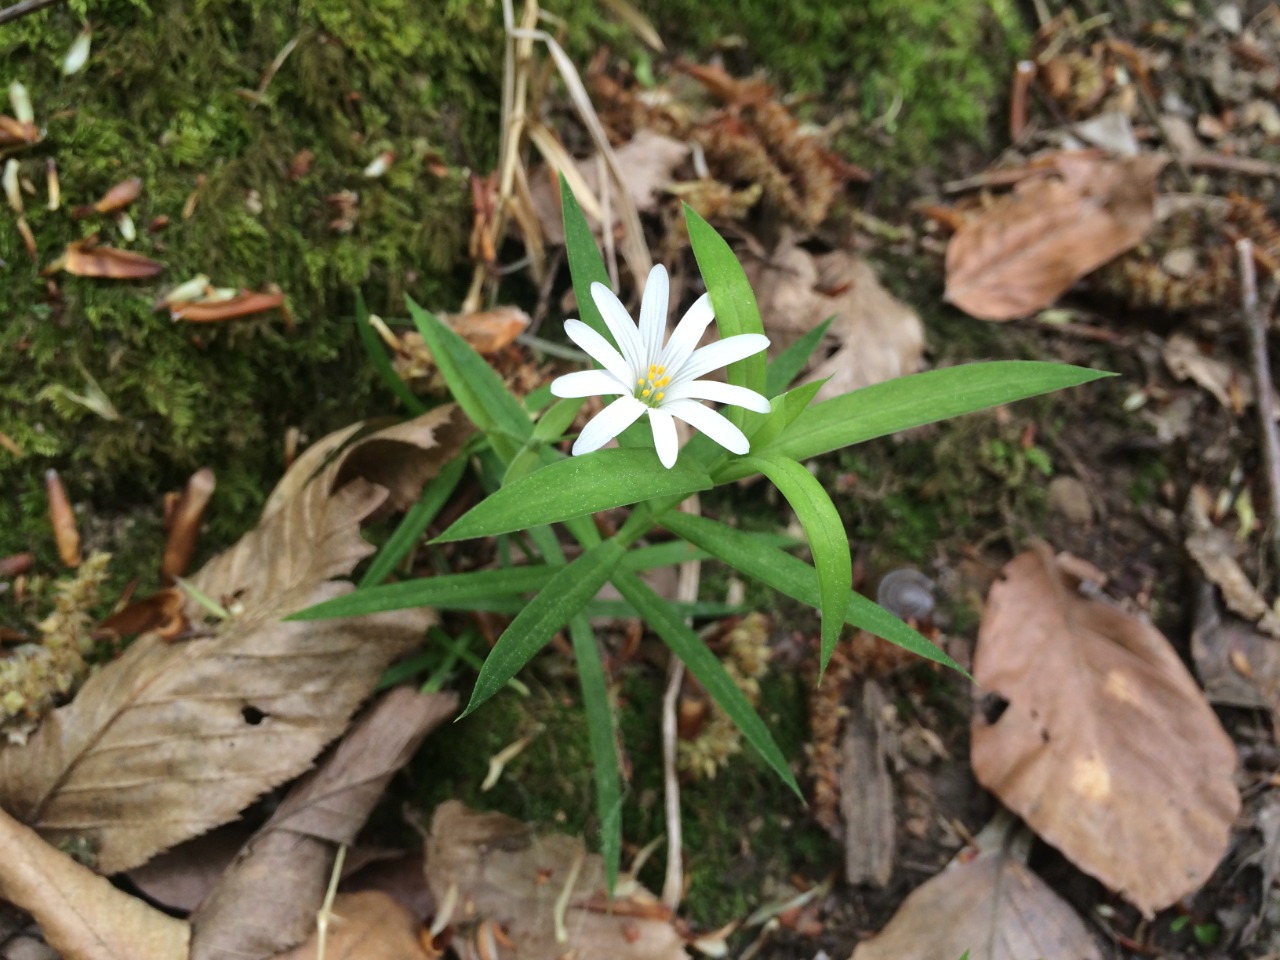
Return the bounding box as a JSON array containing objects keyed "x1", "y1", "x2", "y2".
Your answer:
[
  {"x1": 655, "y1": 391, "x2": 664, "y2": 401},
  {"x1": 637, "y1": 377, "x2": 645, "y2": 386},
  {"x1": 642, "y1": 388, "x2": 652, "y2": 397}
]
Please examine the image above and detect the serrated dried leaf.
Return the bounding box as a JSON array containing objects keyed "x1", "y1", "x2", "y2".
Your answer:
[
  {"x1": 971, "y1": 545, "x2": 1239, "y2": 916},
  {"x1": 0, "y1": 408, "x2": 468, "y2": 874},
  {"x1": 945, "y1": 153, "x2": 1166, "y2": 320},
  {"x1": 46, "y1": 240, "x2": 164, "y2": 279},
  {"x1": 0, "y1": 805, "x2": 189, "y2": 960}
]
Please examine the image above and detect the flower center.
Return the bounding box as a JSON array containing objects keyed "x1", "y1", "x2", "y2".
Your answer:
[{"x1": 635, "y1": 363, "x2": 670, "y2": 408}]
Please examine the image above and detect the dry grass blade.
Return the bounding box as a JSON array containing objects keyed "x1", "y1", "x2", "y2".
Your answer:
[
  {"x1": 597, "y1": 0, "x2": 665, "y2": 52},
  {"x1": 0, "y1": 408, "x2": 469, "y2": 874}
]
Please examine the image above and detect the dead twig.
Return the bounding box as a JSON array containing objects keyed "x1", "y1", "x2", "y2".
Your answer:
[
  {"x1": 1238, "y1": 238, "x2": 1280, "y2": 585},
  {"x1": 0, "y1": 0, "x2": 62, "y2": 27}
]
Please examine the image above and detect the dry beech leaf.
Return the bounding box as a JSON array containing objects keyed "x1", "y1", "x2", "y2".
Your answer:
[
  {"x1": 425, "y1": 801, "x2": 688, "y2": 960},
  {"x1": 971, "y1": 546, "x2": 1240, "y2": 916},
  {"x1": 849, "y1": 845, "x2": 1100, "y2": 960},
  {"x1": 945, "y1": 153, "x2": 1166, "y2": 321},
  {"x1": 443, "y1": 306, "x2": 530, "y2": 355},
  {"x1": 272, "y1": 891, "x2": 430, "y2": 960},
  {"x1": 1163, "y1": 332, "x2": 1257, "y2": 411},
  {"x1": 190, "y1": 688, "x2": 456, "y2": 960},
  {"x1": 0, "y1": 407, "x2": 468, "y2": 874},
  {"x1": 44, "y1": 240, "x2": 164, "y2": 279},
  {"x1": 0, "y1": 804, "x2": 189, "y2": 960},
  {"x1": 747, "y1": 238, "x2": 923, "y2": 402}
]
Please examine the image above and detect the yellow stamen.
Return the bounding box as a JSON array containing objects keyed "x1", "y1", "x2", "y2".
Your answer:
[
  {"x1": 655, "y1": 391, "x2": 664, "y2": 401},
  {"x1": 642, "y1": 388, "x2": 652, "y2": 397},
  {"x1": 637, "y1": 377, "x2": 644, "y2": 386}
]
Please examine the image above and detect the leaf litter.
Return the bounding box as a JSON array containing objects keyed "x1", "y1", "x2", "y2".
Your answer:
[{"x1": 0, "y1": 406, "x2": 469, "y2": 875}]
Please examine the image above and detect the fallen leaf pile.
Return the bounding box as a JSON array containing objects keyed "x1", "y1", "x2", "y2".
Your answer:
[{"x1": 0, "y1": 406, "x2": 467, "y2": 874}]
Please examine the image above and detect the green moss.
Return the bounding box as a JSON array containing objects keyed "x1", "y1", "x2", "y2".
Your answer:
[
  {"x1": 0, "y1": 0, "x2": 507, "y2": 575},
  {"x1": 641, "y1": 0, "x2": 1027, "y2": 170}
]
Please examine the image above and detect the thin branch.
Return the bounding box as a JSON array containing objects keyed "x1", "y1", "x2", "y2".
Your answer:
[
  {"x1": 1238, "y1": 238, "x2": 1280, "y2": 584},
  {"x1": 0, "y1": 0, "x2": 62, "y2": 27}
]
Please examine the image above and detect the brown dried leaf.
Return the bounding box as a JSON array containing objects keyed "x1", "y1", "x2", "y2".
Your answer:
[
  {"x1": 1191, "y1": 580, "x2": 1280, "y2": 713},
  {"x1": 190, "y1": 688, "x2": 456, "y2": 960},
  {"x1": 849, "y1": 846, "x2": 1101, "y2": 960},
  {"x1": 747, "y1": 240, "x2": 923, "y2": 401},
  {"x1": 272, "y1": 891, "x2": 430, "y2": 960},
  {"x1": 0, "y1": 409, "x2": 468, "y2": 874},
  {"x1": 425, "y1": 801, "x2": 688, "y2": 960},
  {"x1": 945, "y1": 153, "x2": 1166, "y2": 321},
  {"x1": 1185, "y1": 525, "x2": 1280, "y2": 637},
  {"x1": 170, "y1": 289, "x2": 286, "y2": 323},
  {"x1": 0, "y1": 805, "x2": 189, "y2": 960},
  {"x1": 1163, "y1": 332, "x2": 1259, "y2": 411},
  {"x1": 971, "y1": 546, "x2": 1240, "y2": 916},
  {"x1": 443, "y1": 306, "x2": 530, "y2": 355},
  {"x1": 46, "y1": 240, "x2": 164, "y2": 279},
  {"x1": 93, "y1": 177, "x2": 142, "y2": 214}
]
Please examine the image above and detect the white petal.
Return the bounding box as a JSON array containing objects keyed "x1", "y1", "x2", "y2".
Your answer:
[
  {"x1": 591, "y1": 282, "x2": 646, "y2": 373},
  {"x1": 638, "y1": 264, "x2": 669, "y2": 363},
  {"x1": 550, "y1": 369, "x2": 630, "y2": 398},
  {"x1": 564, "y1": 319, "x2": 636, "y2": 386},
  {"x1": 664, "y1": 379, "x2": 772, "y2": 413},
  {"x1": 659, "y1": 293, "x2": 714, "y2": 375},
  {"x1": 662, "y1": 398, "x2": 750, "y2": 455},
  {"x1": 647, "y1": 406, "x2": 679, "y2": 468},
  {"x1": 573, "y1": 395, "x2": 647, "y2": 456},
  {"x1": 679, "y1": 333, "x2": 770, "y2": 383}
]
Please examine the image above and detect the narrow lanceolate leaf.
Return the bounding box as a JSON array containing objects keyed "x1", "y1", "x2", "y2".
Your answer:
[
  {"x1": 748, "y1": 378, "x2": 826, "y2": 451},
  {"x1": 355, "y1": 291, "x2": 427, "y2": 415},
  {"x1": 436, "y1": 448, "x2": 712, "y2": 543},
  {"x1": 685, "y1": 205, "x2": 768, "y2": 402},
  {"x1": 463, "y1": 538, "x2": 627, "y2": 717},
  {"x1": 294, "y1": 565, "x2": 557, "y2": 620},
  {"x1": 612, "y1": 570, "x2": 801, "y2": 797},
  {"x1": 569, "y1": 615, "x2": 623, "y2": 893},
  {"x1": 765, "y1": 315, "x2": 834, "y2": 398},
  {"x1": 661, "y1": 511, "x2": 966, "y2": 675},
  {"x1": 728, "y1": 362, "x2": 1112, "y2": 475},
  {"x1": 406, "y1": 297, "x2": 531, "y2": 459},
  {"x1": 742, "y1": 455, "x2": 850, "y2": 676},
  {"x1": 561, "y1": 173, "x2": 613, "y2": 341}
]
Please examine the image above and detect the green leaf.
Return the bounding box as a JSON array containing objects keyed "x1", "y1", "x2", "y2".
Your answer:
[
  {"x1": 360, "y1": 456, "x2": 467, "y2": 588},
  {"x1": 355, "y1": 291, "x2": 427, "y2": 415},
  {"x1": 735, "y1": 362, "x2": 1112, "y2": 474},
  {"x1": 765, "y1": 316, "x2": 834, "y2": 398},
  {"x1": 561, "y1": 173, "x2": 613, "y2": 341},
  {"x1": 685, "y1": 205, "x2": 767, "y2": 405},
  {"x1": 436, "y1": 448, "x2": 713, "y2": 543},
  {"x1": 289, "y1": 565, "x2": 557, "y2": 621},
  {"x1": 569, "y1": 615, "x2": 623, "y2": 892},
  {"x1": 406, "y1": 297, "x2": 531, "y2": 460},
  {"x1": 660, "y1": 511, "x2": 966, "y2": 675},
  {"x1": 741, "y1": 455, "x2": 849, "y2": 676},
  {"x1": 747, "y1": 378, "x2": 827, "y2": 451},
  {"x1": 612, "y1": 569, "x2": 800, "y2": 797},
  {"x1": 463, "y1": 537, "x2": 627, "y2": 716}
]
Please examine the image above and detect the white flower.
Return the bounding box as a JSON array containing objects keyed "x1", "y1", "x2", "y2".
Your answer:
[{"x1": 550, "y1": 264, "x2": 771, "y2": 469}]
